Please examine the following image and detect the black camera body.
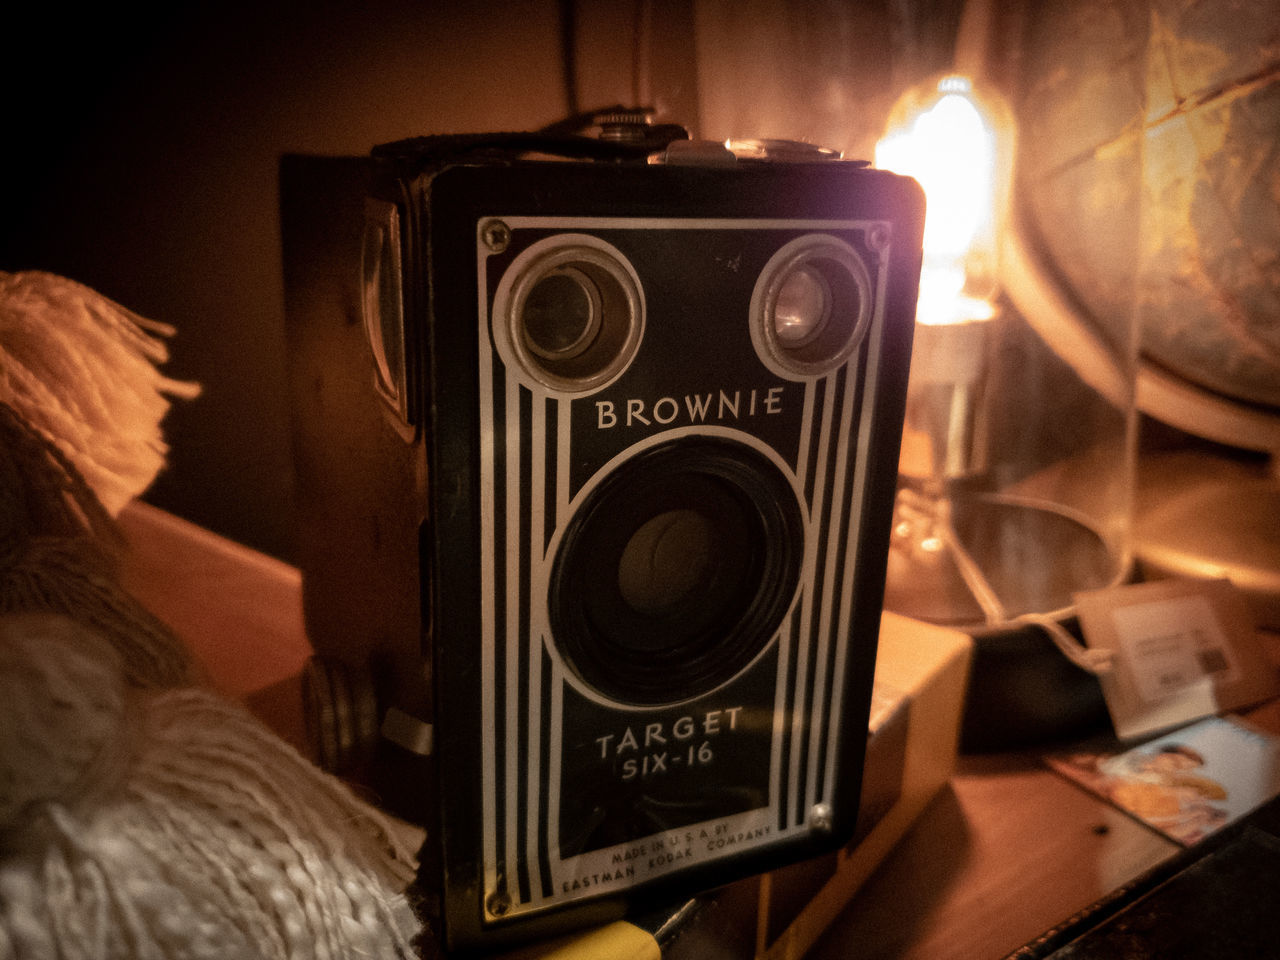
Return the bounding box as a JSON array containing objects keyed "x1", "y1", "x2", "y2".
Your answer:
[{"x1": 280, "y1": 128, "x2": 923, "y2": 953}]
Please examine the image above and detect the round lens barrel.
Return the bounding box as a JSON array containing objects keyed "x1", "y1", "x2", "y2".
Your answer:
[
  {"x1": 497, "y1": 236, "x2": 644, "y2": 394},
  {"x1": 549, "y1": 438, "x2": 804, "y2": 706},
  {"x1": 753, "y1": 235, "x2": 873, "y2": 377}
]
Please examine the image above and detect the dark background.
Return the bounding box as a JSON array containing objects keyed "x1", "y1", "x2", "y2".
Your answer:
[{"x1": 0, "y1": 1, "x2": 955, "y2": 562}]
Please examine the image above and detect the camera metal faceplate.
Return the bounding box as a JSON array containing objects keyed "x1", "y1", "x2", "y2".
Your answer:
[
  {"x1": 472, "y1": 211, "x2": 887, "y2": 914},
  {"x1": 281, "y1": 149, "x2": 923, "y2": 952}
]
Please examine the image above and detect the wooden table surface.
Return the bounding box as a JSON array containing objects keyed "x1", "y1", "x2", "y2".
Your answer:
[
  {"x1": 118, "y1": 502, "x2": 312, "y2": 750},
  {"x1": 116, "y1": 501, "x2": 1280, "y2": 960}
]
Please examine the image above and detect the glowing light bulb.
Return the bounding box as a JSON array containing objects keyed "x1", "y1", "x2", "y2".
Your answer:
[{"x1": 876, "y1": 74, "x2": 1010, "y2": 326}]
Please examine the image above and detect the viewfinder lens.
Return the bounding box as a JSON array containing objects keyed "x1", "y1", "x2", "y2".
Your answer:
[
  {"x1": 494, "y1": 235, "x2": 644, "y2": 394},
  {"x1": 522, "y1": 267, "x2": 603, "y2": 360},
  {"x1": 751, "y1": 235, "x2": 873, "y2": 377},
  {"x1": 772, "y1": 264, "x2": 831, "y2": 347}
]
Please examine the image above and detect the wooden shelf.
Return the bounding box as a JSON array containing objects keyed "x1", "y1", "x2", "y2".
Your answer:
[{"x1": 116, "y1": 501, "x2": 1280, "y2": 959}]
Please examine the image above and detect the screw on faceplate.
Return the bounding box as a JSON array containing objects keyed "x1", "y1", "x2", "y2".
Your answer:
[
  {"x1": 485, "y1": 890, "x2": 512, "y2": 918},
  {"x1": 867, "y1": 223, "x2": 892, "y2": 253},
  {"x1": 481, "y1": 219, "x2": 511, "y2": 254},
  {"x1": 809, "y1": 803, "x2": 835, "y2": 834}
]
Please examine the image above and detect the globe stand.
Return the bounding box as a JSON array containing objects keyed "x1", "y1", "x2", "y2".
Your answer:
[{"x1": 1135, "y1": 448, "x2": 1280, "y2": 631}]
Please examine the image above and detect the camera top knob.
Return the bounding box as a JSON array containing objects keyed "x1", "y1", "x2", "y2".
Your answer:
[{"x1": 593, "y1": 108, "x2": 656, "y2": 142}]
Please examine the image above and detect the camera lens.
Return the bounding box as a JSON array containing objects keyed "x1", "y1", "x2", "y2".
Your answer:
[
  {"x1": 521, "y1": 267, "x2": 603, "y2": 361},
  {"x1": 617, "y1": 509, "x2": 714, "y2": 615},
  {"x1": 772, "y1": 264, "x2": 832, "y2": 348},
  {"x1": 495, "y1": 235, "x2": 644, "y2": 394},
  {"x1": 752, "y1": 235, "x2": 872, "y2": 377},
  {"x1": 549, "y1": 438, "x2": 804, "y2": 706}
]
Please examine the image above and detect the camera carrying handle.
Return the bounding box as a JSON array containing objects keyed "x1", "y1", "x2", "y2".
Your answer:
[{"x1": 373, "y1": 107, "x2": 690, "y2": 167}]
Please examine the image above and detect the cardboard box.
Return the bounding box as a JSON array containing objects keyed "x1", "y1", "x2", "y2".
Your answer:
[{"x1": 519, "y1": 612, "x2": 972, "y2": 959}]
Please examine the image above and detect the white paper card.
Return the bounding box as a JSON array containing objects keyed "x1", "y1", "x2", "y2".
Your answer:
[
  {"x1": 1111, "y1": 593, "x2": 1238, "y2": 703},
  {"x1": 1075, "y1": 578, "x2": 1280, "y2": 741}
]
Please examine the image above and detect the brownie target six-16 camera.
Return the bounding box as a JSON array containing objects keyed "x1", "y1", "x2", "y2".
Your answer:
[{"x1": 280, "y1": 119, "x2": 924, "y2": 952}]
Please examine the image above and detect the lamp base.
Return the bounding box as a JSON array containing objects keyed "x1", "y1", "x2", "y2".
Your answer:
[
  {"x1": 883, "y1": 484, "x2": 1121, "y2": 751},
  {"x1": 957, "y1": 618, "x2": 1109, "y2": 752},
  {"x1": 885, "y1": 483, "x2": 1122, "y2": 626}
]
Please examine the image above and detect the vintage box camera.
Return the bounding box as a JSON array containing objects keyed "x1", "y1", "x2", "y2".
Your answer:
[{"x1": 280, "y1": 123, "x2": 923, "y2": 953}]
